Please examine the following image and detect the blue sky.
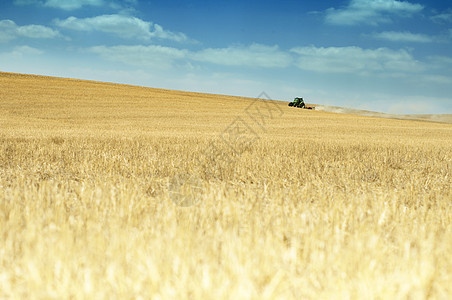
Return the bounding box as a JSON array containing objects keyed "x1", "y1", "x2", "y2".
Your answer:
[{"x1": 1, "y1": 0, "x2": 452, "y2": 114}]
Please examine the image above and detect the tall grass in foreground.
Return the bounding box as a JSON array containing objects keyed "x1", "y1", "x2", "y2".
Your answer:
[{"x1": 0, "y1": 136, "x2": 451, "y2": 299}]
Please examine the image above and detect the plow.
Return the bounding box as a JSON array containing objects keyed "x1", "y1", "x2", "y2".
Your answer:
[{"x1": 288, "y1": 97, "x2": 315, "y2": 110}]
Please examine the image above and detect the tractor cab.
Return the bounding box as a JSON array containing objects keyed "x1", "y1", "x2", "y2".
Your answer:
[{"x1": 288, "y1": 97, "x2": 305, "y2": 108}]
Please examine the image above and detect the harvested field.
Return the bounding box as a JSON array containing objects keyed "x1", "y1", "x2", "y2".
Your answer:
[{"x1": 1, "y1": 72, "x2": 451, "y2": 299}]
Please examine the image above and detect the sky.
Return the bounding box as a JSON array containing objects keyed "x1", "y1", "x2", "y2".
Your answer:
[{"x1": 1, "y1": 0, "x2": 452, "y2": 114}]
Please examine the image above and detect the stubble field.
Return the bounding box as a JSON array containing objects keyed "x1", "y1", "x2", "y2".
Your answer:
[{"x1": 0, "y1": 72, "x2": 451, "y2": 299}]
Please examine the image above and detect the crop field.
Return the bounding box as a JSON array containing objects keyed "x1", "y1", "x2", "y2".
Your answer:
[{"x1": 0, "y1": 71, "x2": 451, "y2": 299}]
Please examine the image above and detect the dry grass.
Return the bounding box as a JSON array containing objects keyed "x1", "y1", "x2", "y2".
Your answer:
[{"x1": 0, "y1": 71, "x2": 451, "y2": 299}]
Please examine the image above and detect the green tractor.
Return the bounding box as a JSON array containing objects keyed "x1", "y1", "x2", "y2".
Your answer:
[
  {"x1": 288, "y1": 97, "x2": 305, "y2": 108},
  {"x1": 288, "y1": 97, "x2": 315, "y2": 109}
]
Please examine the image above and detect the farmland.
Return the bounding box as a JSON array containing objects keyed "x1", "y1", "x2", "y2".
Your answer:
[{"x1": 0, "y1": 72, "x2": 451, "y2": 299}]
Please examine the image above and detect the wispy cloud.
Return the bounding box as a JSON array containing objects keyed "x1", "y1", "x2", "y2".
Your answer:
[
  {"x1": 427, "y1": 55, "x2": 452, "y2": 67},
  {"x1": 55, "y1": 15, "x2": 188, "y2": 42},
  {"x1": 44, "y1": 0, "x2": 105, "y2": 10},
  {"x1": 325, "y1": 0, "x2": 423, "y2": 26},
  {"x1": 0, "y1": 19, "x2": 61, "y2": 41},
  {"x1": 88, "y1": 43, "x2": 292, "y2": 70},
  {"x1": 89, "y1": 45, "x2": 188, "y2": 69},
  {"x1": 191, "y1": 44, "x2": 293, "y2": 68},
  {"x1": 372, "y1": 31, "x2": 433, "y2": 43},
  {"x1": 88, "y1": 42, "x2": 427, "y2": 78},
  {"x1": 0, "y1": 45, "x2": 43, "y2": 62},
  {"x1": 421, "y1": 74, "x2": 452, "y2": 85},
  {"x1": 290, "y1": 46, "x2": 422, "y2": 74},
  {"x1": 12, "y1": 45, "x2": 43, "y2": 55},
  {"x1": 431, "y1": 9, "x2": 452, "y2": 23},
  {"x1": 13, "y1": 0, "x2": 119, "y2": 10}
]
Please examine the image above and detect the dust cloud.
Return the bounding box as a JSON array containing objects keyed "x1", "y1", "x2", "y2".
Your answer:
[{"x1": 315, "y1": 105, "x2": 452, "y2": 124}]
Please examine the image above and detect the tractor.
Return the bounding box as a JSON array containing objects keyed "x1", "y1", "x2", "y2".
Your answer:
[
  {"x1": 288, "y1": 97, "x2": 315, "y2": 109},
  {"x1": 288, "y1": 97, "x2": 304, "y2": 108}
]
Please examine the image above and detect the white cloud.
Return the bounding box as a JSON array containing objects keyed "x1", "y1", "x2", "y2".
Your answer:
[
  {"x1": 325, "y1": 0, "x2": 423, "y2": 25},
  {"x1": 17, "y1": 25, "x2": 61, "y2": 39},
  {"x1": 191, "y1": 44, "x2": 293, "y2": 68},
  {"x1": 89, "y1": 43, "x2": 428, "y2": 76},
  {"x1": 14, "y1": 0, "x2": 110, "y2": 10},
  {"x1": 422, "y1": 75, "x2": 452, "y2": 85},
  {"x1": 89, "y1": 45, "x2": 188, "y2": 69},
  {"x1": 0, "y1": 19, "x2": 61, "y2": 41},
  {"x1": 13, "y1": 0, "x2": 40, "y2": 4},
  {"x1": 44, "y1": 0, "x2": 105, "y2": 10},
  {"x1": 431, "y1": 10, "x2": 452, "y2": 23},
  {"x1": 290, "y1": 46, "x2": 422, "y2": 74},
  {"x1": 0, "y1": 20, "x2": 16, "y2": 41},
  {"x1": 89, "y1": 43, "x2": 292, "y2": 70},
  {"x1": 372, "y1": 31, "x2": 433, "y2": 43},
  {"x1": 55, "y1": 15, "x2": 188, "y2": 42},
  {"x1": 0, "y1": 45, "x2": 43, "y2": 61},
  {"x1": 14, "y1": 45, "x2": 43, "y2": 55},
  {"x1": 427, "y1": 55, "x2": 452, "y2": 68}
]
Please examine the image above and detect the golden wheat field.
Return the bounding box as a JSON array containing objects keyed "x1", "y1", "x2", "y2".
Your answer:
[{"x1": 0, "y1": 71, "x2": 451, "y2": 299}]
